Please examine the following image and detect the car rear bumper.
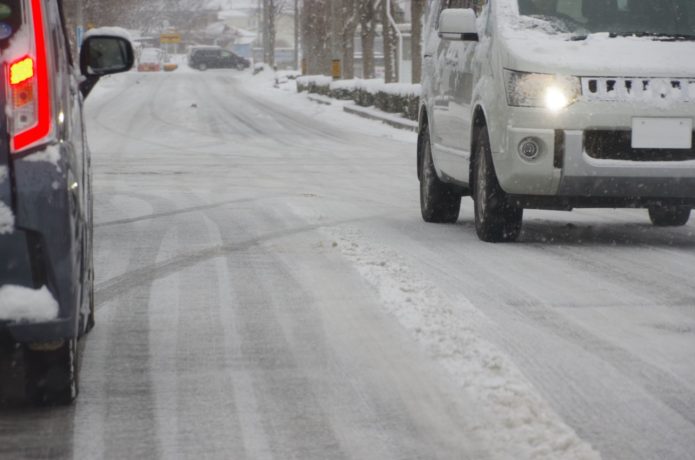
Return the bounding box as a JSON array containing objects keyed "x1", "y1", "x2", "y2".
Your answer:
[{"x1": 0, "y1": 317, "x2": 75, "y2": 343}]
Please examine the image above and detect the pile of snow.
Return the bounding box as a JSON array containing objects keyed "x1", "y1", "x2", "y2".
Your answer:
[
  {"x1": 377, "y1": 83, "x2": 421, "y2": 97},
  {"x1": 277, "y1": 70, "x2": 301, "y2": 80},
  {"x1": 84, "y1": 26, "x2": 132, "y2": 43},
  {"x1": 298, "y1": 77, "x2": 421, "y2": 97},
  {"x1": 296, "y1": 75, "x2": 333, "y2": 87},
  {"x1": 329, "y1": 79, "x2": 360, "y2": 91},
  {"x1": 0, "y1": 285, "x2": 59, "y2": 322},
  {"x1": 354, "y1": 78, "x2": 386, "y2": 94},
  {"x1": 326, "y1": 226, "x2": 600, "y2": 460},
  {"x1": 0, "y1": 202, "x2": 13, "y2": 235}
]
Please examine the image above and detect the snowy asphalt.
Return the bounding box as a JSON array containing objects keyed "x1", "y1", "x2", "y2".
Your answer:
[{"x1": 1, "y1": 71, "x2": 694, "y2": 460}]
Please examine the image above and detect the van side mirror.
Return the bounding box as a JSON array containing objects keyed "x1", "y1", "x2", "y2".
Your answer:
[
  {"x1": 438, "y1": 8, "x2": 479, "y2": 41},
  {"x1": 79, "y1": 31, "x2": 134, "y2": 98}
]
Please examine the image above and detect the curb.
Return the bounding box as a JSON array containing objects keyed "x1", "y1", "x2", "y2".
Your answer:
[
  {"x1": 343, "y1": 103, "x2": 418, "y2": 132},
  {"x1": 307, "y1": 94, "x2": 333, "y2": 105}
]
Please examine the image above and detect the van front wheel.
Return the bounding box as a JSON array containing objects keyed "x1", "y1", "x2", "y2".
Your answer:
[
  {"x1": 648, "y1": 206, "x2": 690, "y2": 227},
  {"x1": 419, "y1": 131, "x2": 461, "y2": 223},
  {"x1": 473, "y1": 129, "x2": 523, "y2": 242}
]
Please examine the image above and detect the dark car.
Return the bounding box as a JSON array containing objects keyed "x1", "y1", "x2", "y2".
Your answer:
[
  {"x1": 0, "y1": 0, "x2": 133, "y2": 405},
  {"x1": 188, "y1": 46, "x2": 250, "y2": 71}
]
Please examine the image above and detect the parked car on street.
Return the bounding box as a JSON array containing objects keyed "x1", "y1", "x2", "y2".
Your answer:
[
  {"x1": 419, "y1": 0, "x2": 695, "y2": 242},
  {"x1": 188, "y1": 45, "x2": 250, "y2": 71},
  {"x1": 0, "y1": 0, "x2": 133, "y2": 404},
  {"x1": 137, "y1": 47, "x2": 162, "y2": 72}
]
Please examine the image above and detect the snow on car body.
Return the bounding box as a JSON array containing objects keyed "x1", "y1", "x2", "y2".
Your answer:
[{"x1": 418, "y1": 0, "x2": 695, "y2": 242}]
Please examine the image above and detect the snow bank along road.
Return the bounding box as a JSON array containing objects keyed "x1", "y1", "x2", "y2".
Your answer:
[{"x1": 1, "y1": 70, "x2": 694, "y2": 460}]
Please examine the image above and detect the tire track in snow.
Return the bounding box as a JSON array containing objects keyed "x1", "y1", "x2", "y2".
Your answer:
[
  {"x1": 94, "y1": 212, "x2": 403, "y2": 307},
  {"x1": 94, "y1": 194, "x2": 281, "y2": 228},
  {"x1": 93, "y1": 193, "x2": 178, "y2": 459}
]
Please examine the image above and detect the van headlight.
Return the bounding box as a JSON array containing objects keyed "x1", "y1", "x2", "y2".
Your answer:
[{"x1": 504, "y1": 70, "x2": 580, "y2": 112}]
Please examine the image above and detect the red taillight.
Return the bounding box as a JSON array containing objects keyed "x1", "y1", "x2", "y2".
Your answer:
[{"x1": 6, "y1": 0, "x2": 53, "y2": 154}]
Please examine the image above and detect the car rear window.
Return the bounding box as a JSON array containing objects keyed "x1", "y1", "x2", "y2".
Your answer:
[{"x1": 0, "y1": 0, "x2": 22, "y2": 52}]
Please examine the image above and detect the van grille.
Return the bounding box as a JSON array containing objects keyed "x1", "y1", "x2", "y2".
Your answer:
[
  {"x1": 581, "y1": 77, "x2": 695, "y2": 102},
  {"x1": 584, "y1": 130, "x2": 695, "y2": 161}
]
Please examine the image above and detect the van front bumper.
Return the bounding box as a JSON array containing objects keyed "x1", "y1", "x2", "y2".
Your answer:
[
  {"x1": 493, "y1": 103, "x2": 695, "y2": 201},
  {"x1": 557, "y1": 130, "x2": 695, "y2": 199}
]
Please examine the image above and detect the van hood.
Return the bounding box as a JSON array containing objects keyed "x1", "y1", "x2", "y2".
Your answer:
[{"x1": 500, "y1": 29, "x2": 695, "y2": 78}]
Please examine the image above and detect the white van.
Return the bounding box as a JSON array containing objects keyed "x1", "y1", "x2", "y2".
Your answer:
[{"x1": 418, "y1": 0, "x2": 695, "y2": 242}]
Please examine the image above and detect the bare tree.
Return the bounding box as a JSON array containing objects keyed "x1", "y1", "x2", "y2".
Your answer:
[
  {"x1": 262, "y1": 0, "x2": 289, "y2": 66},
  {"x1": 358, "y1": 0, "x2": 378, "y2": 79},
  {"x1": 301, "y1": 0, "x2": 332, "y2": 74},
  {"x1": 381, "y1": 0, "x2": 397, "y2": 83},
  {"x1": 339, "y1": 0, "x2": 359, "y2": 79},
  {"x1": 411, "y1": 0, "x2": 425, "y2": 83}
]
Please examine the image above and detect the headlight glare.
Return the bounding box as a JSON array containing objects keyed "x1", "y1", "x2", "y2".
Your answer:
[
  {"x1": 544, "y1": 86, "x2": 570, "y2": 112},
  {"x1": 504, "y1": 70, "x2": 580, "y2": 110}
]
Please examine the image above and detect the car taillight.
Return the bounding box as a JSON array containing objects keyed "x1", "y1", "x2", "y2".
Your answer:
[{"x1": 6, "y1": 0, "x2": 53, "y2": 154}]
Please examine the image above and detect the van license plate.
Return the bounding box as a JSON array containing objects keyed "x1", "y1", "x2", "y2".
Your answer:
[{"x1": 632, "y1": 118, "x2": 692, "y2": 149}]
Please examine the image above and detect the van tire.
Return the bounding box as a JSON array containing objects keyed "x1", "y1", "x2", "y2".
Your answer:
[
  {"x1": 420, "y1": 130, "x2": 461, "y2": 223},
  {"x1": 648, "y1": 206, "x2": 690, "y2": 227},
  {"x1": 473, "y1": 129, "x2": 523, "y2": 242},
  {"x1": 24, "y1": 338, "x2": 79, "y2": 406},
  {"x1": 198, "y1": 63, "x2": 207, "y2": 71}
]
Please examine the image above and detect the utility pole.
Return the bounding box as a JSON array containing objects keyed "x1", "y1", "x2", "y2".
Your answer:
[
  {"x1": 294, "y1": 0, "x2": 299, "y2": 70},
  {"x1": 329, "y1": 0, "x2": 341, "y2": 79},
  {"x1": 258, "y1": 0, "x2": 268, "y2": 65},
  {"x1": 385, "y1": 0, "x2": 404, "y2": 82}
]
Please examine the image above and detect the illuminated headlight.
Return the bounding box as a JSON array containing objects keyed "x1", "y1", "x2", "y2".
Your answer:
[{"x1": 504, "y1": 70, "x2": 580, "y2": 111}]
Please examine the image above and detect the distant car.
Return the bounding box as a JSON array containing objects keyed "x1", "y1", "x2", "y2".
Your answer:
[
  {"x1": 188, "y1": 46, "x2": 250, "y2": 71},
  {"x1": 1, "y1": 0, "x2": 133, "y2": 405},
  {"x1": 138, "y1": 47, "x2": 162, "y2": 72}
]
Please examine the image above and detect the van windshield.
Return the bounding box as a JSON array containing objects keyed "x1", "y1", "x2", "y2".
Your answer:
[{"x1": 518, "y1": 0, "x2": 695, "y2": 38}]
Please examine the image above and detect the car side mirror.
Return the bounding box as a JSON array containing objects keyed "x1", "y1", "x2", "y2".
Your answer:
[
  {"x1": 438, "y1": 8, "x2": 479, "y2": 41},
  {"x1": 79, "y1": 31, "x2": 134, "y2": 98}
]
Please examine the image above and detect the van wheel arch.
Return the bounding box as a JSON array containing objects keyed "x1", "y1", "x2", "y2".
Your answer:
[
  {"x1": 417, "y1": 109, "x2": 430, "y2": 182},
  {"x1": 470, "y1": 106, "x2": 488, "y2": 191}
]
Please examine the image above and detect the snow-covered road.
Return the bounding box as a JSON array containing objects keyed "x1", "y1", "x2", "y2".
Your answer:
[{"x1": 1, "y1": 70, "x2": 694, "y2": 460}]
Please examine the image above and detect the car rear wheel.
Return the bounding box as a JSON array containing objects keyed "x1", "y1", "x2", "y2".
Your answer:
[
  {"x1": 473, "y1": 128, "x2": 523, "y2": 242},
  {"x1": 236, "y1": 62, "x2": 245, "y2": 71},
  {"x1": 419, "y1": 129, "x2": 461, "y2": 223},
  {"x1": 648, "y1": 206, "x2": 691, "y2": 227},
  {"x1": 24, "y1": 338, "x2": 79, "y2": 406}
]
